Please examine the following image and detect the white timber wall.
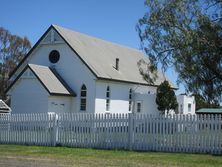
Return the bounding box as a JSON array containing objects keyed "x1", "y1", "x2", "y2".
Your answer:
[
  {"x1": 95, "y1": 81, "x2": 158, "y2": 114},
  {"x1": 95, "y1": 81, "x2": 131, "y2": 113},
  {"x1": 48, "y1": 96, "x2": 72, "y2": 114},
  {"x1": 30, "y1": 39, "x2": 96, "y2": 113},
  {"x1": 9, "y1": 30, "x2": 96, "y2": 113},
  {"x1": 134, "y1": 93, "x2": 159, "y2": 115},
  {"x1": 9, "y1": 70, "x2": 49, "y2": 114}
]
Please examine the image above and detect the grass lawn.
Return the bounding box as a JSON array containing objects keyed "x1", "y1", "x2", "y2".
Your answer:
[{"x1": 0, "y1": 145, "x2": 221, "y2": 167}]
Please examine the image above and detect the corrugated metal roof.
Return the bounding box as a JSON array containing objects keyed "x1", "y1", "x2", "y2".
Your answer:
[
  {"x1": 28, "y1": 64, "x2": 75, "y2": 96},
  {"x1": 53, "y1": 25, "x2": 172, "y2": 87},
  {"x1": 196, "y1": 108, "x2": 222, "y2": 114}
]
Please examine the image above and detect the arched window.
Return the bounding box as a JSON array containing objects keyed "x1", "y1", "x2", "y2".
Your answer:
[
  {"x1": 80, "y1": 84, "x2": 87, "y2": 111},
  {"x1": 129, "y1": 88, "x2": 132, "y2": 111},
  {"x1": 106, "y1": 86, "x2": 110, "y2": 111}
]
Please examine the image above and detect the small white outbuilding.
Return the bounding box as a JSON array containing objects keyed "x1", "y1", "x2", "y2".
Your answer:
[{"x1": 177, "y1": 94, "x2": 196, "y2": 115}]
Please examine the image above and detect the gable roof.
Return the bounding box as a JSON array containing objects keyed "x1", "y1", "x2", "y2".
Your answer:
[
  {"x1": 53, "y1": 25, "x2": 168, "y2": 86},
  {"x1": 9, "y1": 25, "x2": 172, "y2": 87},
  {"x1": 0, "y1": 100, "x2": 11, "y2": 113},
  {"x1": 7, "y1": 64, "x2": 76, "y2": 97}
]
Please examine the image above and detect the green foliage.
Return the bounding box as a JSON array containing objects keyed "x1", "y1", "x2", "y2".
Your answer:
[
  {"x1": 192, "y1": 94, "x2": 220, "y2": 110},
  {"x1": 156, "y1": 80, "x2": 178, "y2": 114},
  {"x1": 0, "y1": 27, "x2": 31, "y2": 99},
  {"x1": 137, "y1": 0, "x2": 222, "y2": 105}
]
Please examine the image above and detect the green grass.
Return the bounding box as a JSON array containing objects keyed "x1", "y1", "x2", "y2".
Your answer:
[{"x1": 0, "y1": 144, "x2": 221, "y2": 167}]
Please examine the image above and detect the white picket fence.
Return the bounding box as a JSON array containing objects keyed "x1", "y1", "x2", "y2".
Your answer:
[{"x1": 0, "y1": 113, "x2": 221, "y2": 154}]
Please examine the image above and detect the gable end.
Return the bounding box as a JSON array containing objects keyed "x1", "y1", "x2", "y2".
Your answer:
[
  {"x1": 9, "y1": 25, "x2": 98, "y2": 81},
  {"x1": 52, "y1": 26, "x2": 99, "y2": 78},
  {"x1": 9, "y1": 25, "x2": 53, "y2": 79}
]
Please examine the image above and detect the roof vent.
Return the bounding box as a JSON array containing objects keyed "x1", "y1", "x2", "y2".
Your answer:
[{"x1": 115, "y1": 58, "x2": 119, "y2": 71}]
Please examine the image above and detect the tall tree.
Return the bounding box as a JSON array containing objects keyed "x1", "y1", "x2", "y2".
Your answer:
[
  {"x1": 156, "y1": 80, "x2": 178, "y2": 114},
  {"x1": 0, "y1": 27, "x2": 31, "y2": 99},
  {"x1": 192, "y1": 94, "x2": 220, "y2": 110},
  {"x1": 137, "y1": 0, "x2": 222, "y2": 105}
]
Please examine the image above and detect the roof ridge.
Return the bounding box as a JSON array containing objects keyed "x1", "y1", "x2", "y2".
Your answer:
[{"x1": 52, "y1": 24, "x2": 143, "y2": 55}]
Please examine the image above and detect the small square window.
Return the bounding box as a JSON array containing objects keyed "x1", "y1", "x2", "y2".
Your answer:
[
  {"x1": 81, "y1": 98, "x2": 86, "y2": 104},
  {"x1": 81, "y1": 90, "x2": 87, "y2": 97},
  {"x1": 80, "y1": 105, "x2": 86, "y2": 111},
  {"x1": 106, "y1": 92, "x2": 110, "y2": 98}
]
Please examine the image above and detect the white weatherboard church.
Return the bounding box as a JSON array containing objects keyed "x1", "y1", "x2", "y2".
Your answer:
[{"x1": 6, "y1": 25, "x2": 195, "y2": 115}]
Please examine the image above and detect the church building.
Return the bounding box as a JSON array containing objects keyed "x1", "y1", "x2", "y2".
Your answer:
[{"x1": 6, "y1": 25, "x2": 195, "y2": 115}]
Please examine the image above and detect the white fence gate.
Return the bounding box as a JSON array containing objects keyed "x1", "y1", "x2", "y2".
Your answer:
[{"x1": 0, "y1": 113, "x2": 221, "y2": 154}]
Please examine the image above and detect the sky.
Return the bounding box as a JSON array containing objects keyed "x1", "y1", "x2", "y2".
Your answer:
[{"x1": 0, "y1": 0, "x2": 185, "y2": 94}]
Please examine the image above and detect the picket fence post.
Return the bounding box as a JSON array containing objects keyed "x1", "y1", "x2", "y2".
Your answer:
[
  {"x1": 51, "y1": 113, "x2": 58, "y2": 146},
  {"x1": 128, "y1": 112, "x2": 134, "y2": 150}
]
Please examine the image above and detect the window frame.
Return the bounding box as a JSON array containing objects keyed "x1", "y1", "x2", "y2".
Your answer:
[
  {"x1": 129, "y1": 88, "x2": 132, "y2": 111},
  {"x1": 80, "y1": 84, "x2": 87, "y2": 111},
  {"x1": 136, "y1": 101, "x2": 142, "y2": 113},
  {"x1": 49, "y1": 50, "x2": 60, "y2": 64},
  {"x1": 106, "y1": 86, "x2": 110, "y2": 111}
]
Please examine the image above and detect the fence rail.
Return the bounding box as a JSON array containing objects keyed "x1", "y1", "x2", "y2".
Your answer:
[{"x1": 0, "y1": 113, "x2": 221, "y2": 154}]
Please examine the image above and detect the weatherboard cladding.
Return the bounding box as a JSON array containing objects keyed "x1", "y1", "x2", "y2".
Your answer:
[{"x1": 9, "y1": 25, "x2": 171, "y2": 87}]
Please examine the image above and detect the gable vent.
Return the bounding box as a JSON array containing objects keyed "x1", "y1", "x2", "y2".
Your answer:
[{"x1": 115, "y1": 58, "x2": 119, "y2": 71}]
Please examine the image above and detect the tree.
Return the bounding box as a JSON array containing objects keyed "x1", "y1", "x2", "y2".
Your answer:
[
  {"x1": 192, "y1": 94, "x2": 220, "y2": 111},
  {"x1": 0, "y1": 27, "x2": 31, "y2": 99},
  {"x1": 137, "y1": 0, "x2": 222, "y2": 105},
  {"x1": 156, "y1": 80, "x2": 178, "y2": 114}
]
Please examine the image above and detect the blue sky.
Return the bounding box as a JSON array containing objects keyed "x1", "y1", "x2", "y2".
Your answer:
[{"x1": 0, "y1": 0, "x2": 185, "y2": 94}]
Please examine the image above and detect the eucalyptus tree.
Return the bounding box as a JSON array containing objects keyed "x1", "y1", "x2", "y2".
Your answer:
[
  {"x1": 0, "y1": 27, "x2": 31, "y2": 99},
  {"x1": 137, "y1": 0, "x2": 222, "y2": 105}
]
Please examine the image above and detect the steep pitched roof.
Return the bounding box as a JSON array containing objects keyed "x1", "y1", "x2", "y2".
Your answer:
[
  {"x1": 7, "y1": 64, "x2": 76, "y2": 96},
  {"x1": 0, "y1": 100, "x2": 11, "y2": 113},
  {"x1": 9, "y1": 25, "x2": 172, "y2": 87},
  {"x1": 53, "y1": 25, "x2": 168, "y2": 86}
]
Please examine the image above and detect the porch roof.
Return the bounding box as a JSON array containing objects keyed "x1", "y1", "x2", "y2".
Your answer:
[
  {"x1": 29, "y1": 64, "x2": 76, "y2": 96},
  {"x1": 6, "y1": 64, "x2": 76, "y2": 97}
]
